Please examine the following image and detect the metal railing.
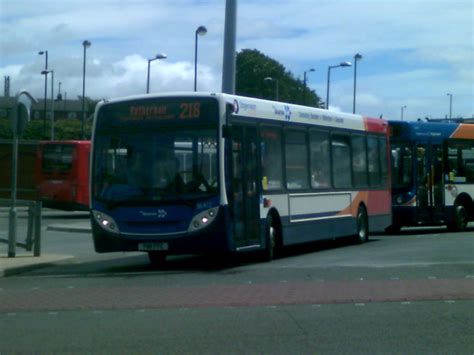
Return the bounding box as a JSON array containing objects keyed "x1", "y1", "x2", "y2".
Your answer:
[{"x1": 0, "y1": 199, "x2": 42, "y2": 257}]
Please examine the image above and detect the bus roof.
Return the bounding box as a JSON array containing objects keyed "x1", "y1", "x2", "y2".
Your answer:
[
  {"x1": 389, "y1": 120, "x2": 474, "y2": 141},
  {"x1": 96, "y1": 92, "x2": 388, "y2": 134}
]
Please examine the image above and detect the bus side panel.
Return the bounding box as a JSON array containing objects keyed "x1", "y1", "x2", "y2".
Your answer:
[{"x1": 75, "y1": 144, "x2": 91, "y2": 208}]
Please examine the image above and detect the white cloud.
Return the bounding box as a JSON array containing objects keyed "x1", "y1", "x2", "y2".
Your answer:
[{"x1": 0, "y1": 0, "x2": 472, "y2": 119}]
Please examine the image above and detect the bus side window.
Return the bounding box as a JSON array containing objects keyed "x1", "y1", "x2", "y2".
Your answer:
[{"x1": 260, "y1": 127, "x2": 283, "y2": 191}]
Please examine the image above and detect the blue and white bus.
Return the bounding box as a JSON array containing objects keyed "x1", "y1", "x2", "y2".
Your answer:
[
  {"x1": 90, "y1": 93, "x2": 392, "y2": 265},
  {"x1": 389, "y1": 120, "x2": 474, "y2": 232}
]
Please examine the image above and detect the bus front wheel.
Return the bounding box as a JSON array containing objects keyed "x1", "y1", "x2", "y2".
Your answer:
[
  {"x1": 148, "y1": 251, "x2": 167, "y2": 266},
  {"x1": 448, "y1": 203, "x2": 468, "y2": 232}
]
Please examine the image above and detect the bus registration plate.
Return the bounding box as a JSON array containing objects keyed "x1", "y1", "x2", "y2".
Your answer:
[{"x1": 138, "y1": 242, "x2": 169, "y2": 251}]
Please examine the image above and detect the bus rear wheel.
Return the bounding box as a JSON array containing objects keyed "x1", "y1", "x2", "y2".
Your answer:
[
  {"x1": 354, "y1": 206, "x2": 369, "y2": 244},
  {"x1": 448, "y1": 203, "x2": 468, "y2": 232},
  {"x1": 148, "y1": 251, "x2": 167, "y2": 266},
  {"x1": 262, "y1": 216, "x2": 277, "y2": 261}
]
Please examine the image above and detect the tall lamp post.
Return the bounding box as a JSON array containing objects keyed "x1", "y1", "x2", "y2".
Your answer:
[
  {"x1": 81, "y1": 40, "x2": 91, "y2": 140},
  {"x1": 194, "y1": 25, "x2": 207, "y2": 91},
  {"x1": 38, "y1": 50, "x2": 48, "y2": 138},
  {"x1": 326, "y1": 61, "x2": 352, "y2": 109},
  {"x1": 303, "y1": 68, "x2": 315, "y2": 105},
  {"x1": 352, "y1": 53, "x2": 362, "y2": 113},
  {"x1": 146, "y1": 53, "x2": 167, "y2": 94},
  {"x1": 401, "y1": 105, "x2": 407, "y2": 120},
  {"x1": 264, "y1": 77, "x2": 279, "y2": 101},
  {"x1": 41, "y1": 70, "x2": 55, "y2": 140},
  {"x1": 447, "y1": 93, "x2": 453, "y2": 119}
]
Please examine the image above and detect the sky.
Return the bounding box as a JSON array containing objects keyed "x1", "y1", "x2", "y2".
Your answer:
[{"x1": 1, "y1": 0, "x2": 472, "y2": 120}]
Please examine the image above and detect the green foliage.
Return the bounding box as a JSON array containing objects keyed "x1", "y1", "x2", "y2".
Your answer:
[
  {"x1": 236, "y1": 49, "x2": 323, "y2": 107},
  {"x1": 0, "y1": 117, "x2": 92, "y2": 140},
  {"x1": 0, "y1": 118, "x2": 13, "y2": 139}
]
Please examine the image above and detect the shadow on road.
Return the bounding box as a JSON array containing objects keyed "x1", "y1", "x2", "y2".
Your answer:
[{"x1": 24, "y1": 235, "x2": 380, "y2": 278}]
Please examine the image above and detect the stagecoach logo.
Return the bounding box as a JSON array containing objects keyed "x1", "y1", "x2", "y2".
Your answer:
[
  {"x1": 139, "y1": 209, "x2": 168, "y2": 218},
  {"x1": 272, "y1": 104, "x2": 292, "y2": 121}
]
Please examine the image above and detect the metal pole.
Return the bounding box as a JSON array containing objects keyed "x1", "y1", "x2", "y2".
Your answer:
[
  {"x1": 42, "y1": 51, "x2": 48, "y2": 139},
  {"x1": 353, "y1": 59, "x2": 357, "y2": 114},
  {"x1": 303, "y1": 72, "x2": 307, "y2": 105},
  {"x1": 50, "y1": 71, "x2": 55, "y2": 140},
  {"x1": 81, "y1": 40, "x2": 90, "y2": 140},
  {"x1": 8, "y1": 132, "x2": 18, "y2": 257},
  {"x1": 194, "y1": 30, "x2": 198, "y2": 91},
  {"x1": 221, "y1": 0, "x2": 237, "y2": 94},
  {"x1": 326, "y1": 67, "x2": 331, "y2": 109},
  {"x1": 147, "y1": 59, "x2": 151, "y2": 94}
]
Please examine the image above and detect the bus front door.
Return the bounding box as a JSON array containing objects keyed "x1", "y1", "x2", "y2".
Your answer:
[
  {"x1": 230, "y1": 125, "x2": 260, "y2": 249},
  {"x1": 416, "y1": 144, "x2": 444, "y2": 223}
]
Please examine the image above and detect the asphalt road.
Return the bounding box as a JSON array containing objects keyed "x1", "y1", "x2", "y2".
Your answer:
[{"x1": 1, "y1": 212, "x2": 473, "y2": 354}]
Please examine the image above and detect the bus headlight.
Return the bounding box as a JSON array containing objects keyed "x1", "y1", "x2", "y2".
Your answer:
[
  {"x1": 188, "y1": 207, "x2": 219, "y2": 232},
  {"x1": 92, "y1": 210, "x2": 120, "y2": 234}
]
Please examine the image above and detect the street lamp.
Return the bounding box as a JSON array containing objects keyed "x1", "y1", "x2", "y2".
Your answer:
[
  {"x1": 447, "y1": 93, "x2": 453, "y2": 119},
  {"x1": 326, "y1": 61, "x2": 352, "y2": 109},
  {"x1": 38, "y1": 50, "x2": 48, "y2": 138},
  {"x1": 194, "y1": 25, "x2": 207, "y2": 91},
  {"x1": 81, "y1": 40, "x2": 91, "y2": 140},
  {"x1": 353, "y1": 53, "x2": 362, "y2": 113},
  {"x1": 41, "y1": 70, "x2": 55, "y2": 140},
  {"x1": 401, "y1": 105, "x2": 407, "y2": 120},
  {"x1": 146, "y1": 53, "x2": 168, "y2": 94},
  {"x1": 264, "y1": 77, "x2": 279, "y2": 101},
  {"x1": 303, "y1": 68, "x2": 315, "y2": 105}
]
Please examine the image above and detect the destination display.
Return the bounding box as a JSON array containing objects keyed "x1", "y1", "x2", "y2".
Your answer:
[{"x1": 97, "y1": 97, "x2": 218, "y2": 129}]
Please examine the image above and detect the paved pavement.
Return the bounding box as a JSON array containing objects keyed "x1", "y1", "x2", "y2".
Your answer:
[{"x1": 0, "y1": 208, "x2": 91, "y2": 277}]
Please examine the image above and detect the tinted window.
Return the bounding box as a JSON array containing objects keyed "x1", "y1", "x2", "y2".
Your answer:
[
  {"x1": 260, "y1": 127, "x2": 283, "y2": 191},
  {"x1": 309, "y1": 130, "x2": 331, "y2": 189},
  {"x1": 285, "y1": 130, "x2": 309, "y2": 190},
  {"x1": 351, "y1": 135, "x2": 368, "y2": 187},
  {"x1": 331, "y1": 135, "x2": 352, "y2": 188}
]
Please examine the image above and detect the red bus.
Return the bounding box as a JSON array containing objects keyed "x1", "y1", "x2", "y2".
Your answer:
[{"x1": 36, "y1": 140, "x2": 91, "y2": 211}]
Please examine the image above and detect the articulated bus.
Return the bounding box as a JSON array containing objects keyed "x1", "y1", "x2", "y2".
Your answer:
[
  {"x1": 36, "y1": 140, "x2": 91, "y2": 210},
  {"x1": 90, "y1": 92, "x2": 391, "y2": 264},
  {"x1": 389, "y1": 120, "x2": 474, "y2": 232}
]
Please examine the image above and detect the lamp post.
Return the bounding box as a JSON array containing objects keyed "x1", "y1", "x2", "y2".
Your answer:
[
  {"x1": 38, "y1": 50, "x2": 48, "y2": 138},
  {"x1": 353, "y1": 53, "x2": 362, "y2": 113},
  {"x1": 326, "y1": 61, "x2": 352, "y2": 109},
  {"x1": 194, "y1": 25, "x2": 207, "y2": 91},
  {"x1": 146, "y1": 53, "x2": 167, "y2": 94},
  {"x1": 447, "y1": 93, "x2": 453, "y2": 119},
  {"x1": 401, "y1": 105, "x2": 407, "y2": 120},
  {"x1": 41, "y1": 70, "x2": 54, "y2": 140},
  {"x1": 81, "y1": 40, "x2": 91, "y2": 140},
  {"x1": 303, "y1": 68, "x2": 315, "y2": 105},
  {"x1": 264, "y1": 77, "x2": 279, "y2": 101}
]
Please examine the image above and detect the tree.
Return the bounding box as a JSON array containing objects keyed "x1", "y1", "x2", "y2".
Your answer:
[{"x1": 236, "y1": 49, "x2": 323, "y2": 107}]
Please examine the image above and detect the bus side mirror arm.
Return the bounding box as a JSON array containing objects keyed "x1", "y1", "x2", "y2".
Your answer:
[{"x1": 222, "y1": 124, "x2": 232, "y2": 139}]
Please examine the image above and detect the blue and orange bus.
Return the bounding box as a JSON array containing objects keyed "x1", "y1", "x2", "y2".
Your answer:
[
  {"x1": 388, "y1": 120, "x2": 474, "y2": 232},
  {"x1": 36, "y1": 140, "x2": 91, "y2": 210},
  {"x1": 90, "y1": 93, "x2": 392, "y2": 264}
]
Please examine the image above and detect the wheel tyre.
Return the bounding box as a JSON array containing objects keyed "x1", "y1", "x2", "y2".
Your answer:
[
  {"x1": 148, "y1": 251, "x2": 167, "y2": 266},
  {"x1": 385, "y1": 224, "x2": 401, "y2": 234},
  {"x1": 355, "y1": 206, "x2": 369, "y2": 244},
  {"x1": 263, "y1": 217, "x2": 276, "y2": 262},
  {"x1": 448, "y1": 203, "x2": 468, "y2": 232}
]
